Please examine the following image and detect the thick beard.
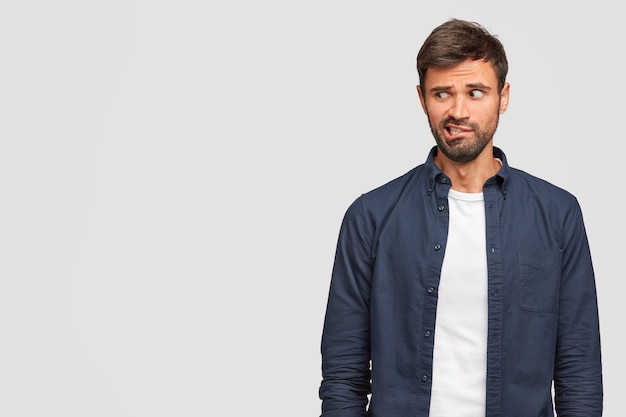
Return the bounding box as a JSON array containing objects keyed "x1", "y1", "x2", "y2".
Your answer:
[{"x1": 428, "y1": 114, "x2": 499, "y2": 163}]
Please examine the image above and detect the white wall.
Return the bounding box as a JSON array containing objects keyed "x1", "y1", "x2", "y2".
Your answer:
[{"x1": 0, "y1": 1, "x2": 619, "y2": 415}]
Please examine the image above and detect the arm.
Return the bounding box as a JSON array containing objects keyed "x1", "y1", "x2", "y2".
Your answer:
[
  {"x1": 554, "y1": 199, "x2": 603, "y2": 416},
  {"x1": 319, "y1": 197, "x2": 373, "y2": 417}
]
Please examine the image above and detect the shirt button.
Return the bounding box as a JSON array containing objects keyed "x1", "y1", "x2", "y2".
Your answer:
[
  {"x1": 440, "y1": 177, "x2": 447, "y2": 184},
  {"x1": 438, "y1": 205, "x2": 445, "y2": 211},
  {"x1": 427, "y1": 287, "x2": 434, "y2": 294},
  {"x1": 424, "y1": 330, "x2": 431, "y2": 337},
  {"x1": 422, "y1": 375, "x2": 429, "y2": 382},
  {"x1": 434, "y1": 243, "x2": 441, "y2": 250}
]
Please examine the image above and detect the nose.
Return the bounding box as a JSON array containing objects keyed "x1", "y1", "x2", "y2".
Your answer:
[{"x1": 449, "y1": 96, "x2": 470, "y2": 120}]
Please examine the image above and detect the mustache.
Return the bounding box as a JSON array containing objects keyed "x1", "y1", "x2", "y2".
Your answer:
[{"x1": 441, "y1": 118, "x2": 474, "y2": 128}]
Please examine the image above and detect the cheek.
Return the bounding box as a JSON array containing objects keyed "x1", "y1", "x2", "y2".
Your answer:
[
  {"x1": 473, "y1": 103, "x2": 500, "y2": 122},
  {"x1": 424, "y1": 105, "x2": 447, "y2": 123},
  {"x1": 426, "y1": 112, "x2": 443, "y2": 129}
]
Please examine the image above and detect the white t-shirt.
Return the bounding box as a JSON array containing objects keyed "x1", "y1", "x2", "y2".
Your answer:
[{"x1": 429, "y1": 189, "x2": 488, "y2": 417}]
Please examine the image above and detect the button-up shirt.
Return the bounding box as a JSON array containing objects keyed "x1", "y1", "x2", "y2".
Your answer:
[{"x1": 319, "y1": 146, "x2": 602, "y2": 417}]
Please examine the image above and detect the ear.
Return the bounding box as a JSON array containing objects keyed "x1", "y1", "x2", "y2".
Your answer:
[
  {"x1": 416, "y1": 85, "x2": 428, "y2": 114},
  {"x1": 499, "y1": 82, "x2": 510, "y2": 114}
]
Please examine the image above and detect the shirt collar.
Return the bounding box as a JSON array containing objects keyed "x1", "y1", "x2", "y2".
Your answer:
[{"x1": 423, "y1": 146, "x2": 511, "y2": 197}]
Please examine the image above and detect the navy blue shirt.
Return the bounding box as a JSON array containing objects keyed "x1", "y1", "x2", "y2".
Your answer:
[{"x1": 319, "y1": 147, "x2": 602, "y2": 417}]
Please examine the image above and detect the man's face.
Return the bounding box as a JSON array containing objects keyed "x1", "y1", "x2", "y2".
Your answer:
[{"x1": 417, "y1": 59, "x2": 509, "y2": 163}]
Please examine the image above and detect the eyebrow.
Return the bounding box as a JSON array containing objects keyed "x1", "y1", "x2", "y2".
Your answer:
[
  {"x1": 467, "y1": 83, "x2": 491, "y2": 90},
  {"x1": 428, "y1": 83, "x2": 492, "y2": 93}
]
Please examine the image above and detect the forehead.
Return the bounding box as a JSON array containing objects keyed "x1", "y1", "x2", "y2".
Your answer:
[{"x1": 424, "y1": 59, "x2": 498, "y2": 88}]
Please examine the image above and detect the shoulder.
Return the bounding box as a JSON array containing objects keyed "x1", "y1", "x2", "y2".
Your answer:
[
  {"x1": 507, "y1": 167, "x2": 582, "y2": 220},
  {"x1": 336, "y1": 165, "x2": 426, "y2": 251},
  {"x1": 349, "y1": 164, "x2": 425, "y2": 215}
]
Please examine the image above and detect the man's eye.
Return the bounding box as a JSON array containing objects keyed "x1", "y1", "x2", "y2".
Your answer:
[
  {"x1": 469, "y1": 90, "x2": 485, "y2": 98},
  {"x1": 435, "y1": 92, "x2": 449, "y2": 99}
]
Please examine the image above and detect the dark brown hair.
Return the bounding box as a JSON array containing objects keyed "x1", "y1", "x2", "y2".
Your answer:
[{"x1": 416, "y1": 19, "x2": 508, "y2": 94}]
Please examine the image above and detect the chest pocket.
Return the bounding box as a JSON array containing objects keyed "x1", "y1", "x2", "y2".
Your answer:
[{"x1": 518, "y1": 250, "x2": 562, "y2": 313}]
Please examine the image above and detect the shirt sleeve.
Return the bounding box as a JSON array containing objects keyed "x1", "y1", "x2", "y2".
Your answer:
[
  {"x1": 553, "y1": 198, "x2": 603, "y2": 416},
  {"x1": 319, "y1": 197, "x2": 374, "y2": 417}
]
